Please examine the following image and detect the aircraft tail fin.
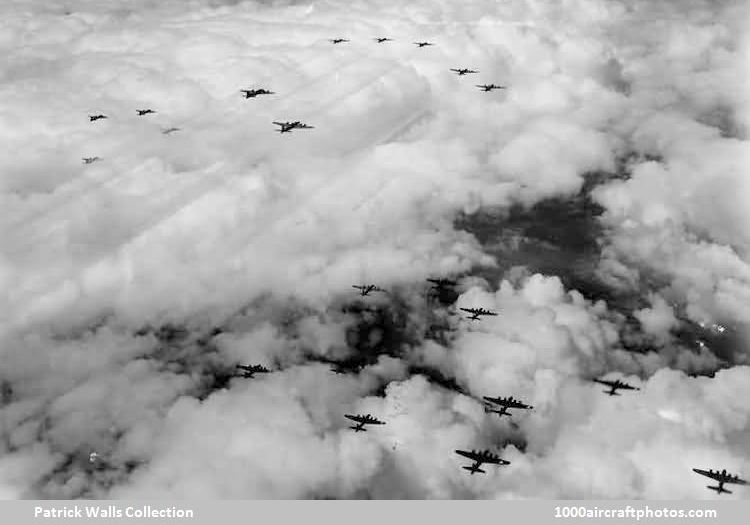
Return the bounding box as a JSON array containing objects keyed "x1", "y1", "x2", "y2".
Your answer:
[
  {"x1": 463, "y1": 466, "x2": 486, "y2": 475},
  {"x1": 708, "y1": 485, "x2": 731, "y2": 494},
  {"x1": 350, "y1": 426, "x2": 367, "y2": 432}
]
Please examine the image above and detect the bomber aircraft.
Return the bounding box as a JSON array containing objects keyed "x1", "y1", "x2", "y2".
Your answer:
[
  {"x1": 236, "y1": 364, "x2": 270, "y2": 378},
  {"x1": 241, "y1": 88, "x2": 275, "y2": 99},
  {"x1": 414, "y1": 41, "x2": 434, "y2": 48},
  {"x1": 345, "y1": 414, "x2": 385, "y2": 432},
  {"x1": 273, "y1": 121, "x2": 314, "y2": 133},
  {"x1": 427, "y1": 278, "x2": 457, "y2": 289},
  {"x1": 374, "y1": 37, "x2": 393, "y2": 43},
  {"x1": 136, "y1": 109, "x2": 156, "y2": 116},
  {"x1": 483, "y1": 396, "x2": 533, "y2": 417},
  {"x1": 460, "y1": 307, "x2": 498, "y2": 321},
  {"x1": 477, "y1": 84, "x2": 506, "y2": 92},
  {"x1": 451, "y1": 68, "x2": 478, "y2": 76},
  {"x1": 455, "y1": 449, "x2": 510, "y2": 475},
  {"x1": 593, "y1": 378, "x2": 640, "y2": 396},
  {"x1": 353, "y1": 284, "x2": 385, "y2": 296},
  {"x1": 693, "y1": 468, "x2": 747, "y2": 495},
  {"x1": 89, "y1": 114, "x2": 107, "y2": 121}
]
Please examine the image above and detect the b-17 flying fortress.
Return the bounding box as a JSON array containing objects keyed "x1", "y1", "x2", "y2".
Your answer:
[
  {"x1": 241, "y1": 88, "x2": 275, "y2": 99},
  {"x1": 460, "y1": 307, "x2": 498, "y2": 320},
  {"x1": 483, "y1": 395, "x2": 533, "y2": 418},
  {"x1": 427, "y1": 278, "x2": 457, "y2": 289},
  {"x1": 451, "y1": 68, "x2": 478, "y2": 76},
  {"x1": 78, "y1": 35, "x2": 509, "y2": 162},
  {"x1": 593, "y1": 378, "x2": 640, "y2": 396},
  {"x1": 273, "y1": 121, "x2": 314, "y2": 133},
  {"x1": 455, "y1": 449, "x2": 511, "y2": 475},
  {"x1": 477, "y1": 83, "x2": 506, "y2": 91},
  {"x1": 352, "y1": 284, "x2": 385, "y2": 296},
  {"x1": 693, "y1": 469, "x2": 747, "y2": 495},
  {"x1": 345, "y1": 414, "x2": 386, "y2": 432},
  {"x1": 236, "y1": 364, "x2": 271, "y2": 378}
]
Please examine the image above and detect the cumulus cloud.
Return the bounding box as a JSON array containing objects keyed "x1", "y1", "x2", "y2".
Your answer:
[{"x1": 1, "y1": 0, "x2": 749, "y2": 500}]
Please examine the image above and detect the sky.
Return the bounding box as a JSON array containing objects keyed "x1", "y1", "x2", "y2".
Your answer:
[{"x1": 1, "y1": 0, "x2": 750, "y2": 499}]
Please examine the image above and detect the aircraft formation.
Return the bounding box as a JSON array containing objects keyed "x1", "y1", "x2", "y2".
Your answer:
[
  {"x1": 342, "y1": 279, "x2": 744, "y2": 490},
  {"x1": 80, "y1": 36, "x2": 507, "y2": 162},
  {"x1": 73, "y1": 32, "x2": 743, "y2": 496},
  {"x1": 223, "y1": 348, "x2": 745, "y2": 490}
]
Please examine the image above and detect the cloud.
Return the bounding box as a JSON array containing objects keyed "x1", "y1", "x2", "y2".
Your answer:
[{"x1": 1, "y1": 0, "x2": 749, "y2": 500}]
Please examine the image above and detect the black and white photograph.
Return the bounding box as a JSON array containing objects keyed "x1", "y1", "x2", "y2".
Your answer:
[{"x1": 1, "y1": 0, "x2": 750, "y2": 506}]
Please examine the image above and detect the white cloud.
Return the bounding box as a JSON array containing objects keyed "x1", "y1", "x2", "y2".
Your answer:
[{"x1": 1, "y1": 0, "x2": 749, "y2": 500}]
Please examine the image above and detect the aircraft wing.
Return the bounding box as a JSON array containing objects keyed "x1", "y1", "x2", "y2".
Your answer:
[
  {"x1": 505, "y1": 398, "x2": 531, "y2": 409},
  {"x1": 344, "y1": 414, "x2": 363, "y2": 423},
  {"x1": 485, "y1": 456, "x2": 511, "y2": 465},
  {"x1": 693, "y1": 469, "x2": 722, "y2": 482},
  {"x1": 455, "y1": 450, "x2": 481, "y2": 461}
]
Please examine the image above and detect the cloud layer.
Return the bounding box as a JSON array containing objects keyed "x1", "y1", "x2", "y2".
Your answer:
[{"x1": 1, "y1": 0, "x2": 749, "y2": 499}]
